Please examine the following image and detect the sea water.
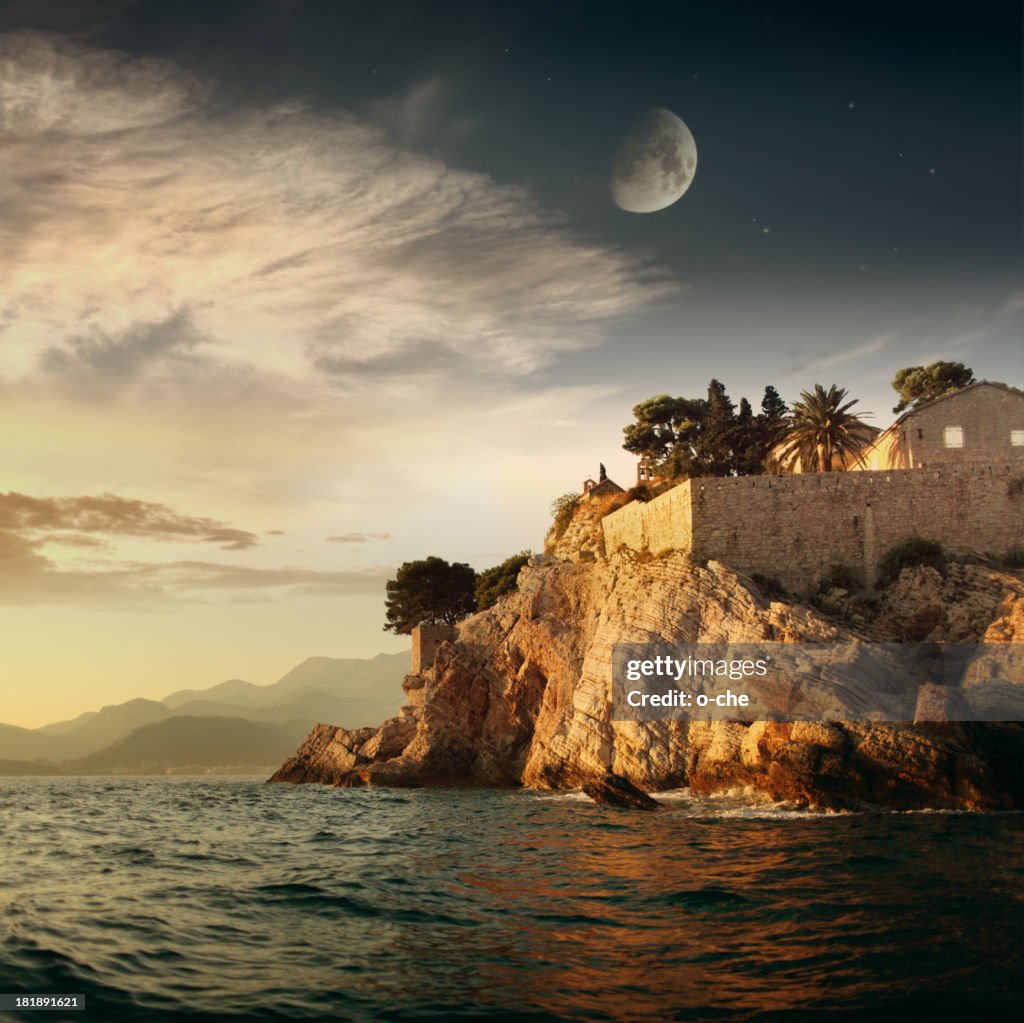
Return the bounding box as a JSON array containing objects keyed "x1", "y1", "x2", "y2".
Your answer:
[{"x1": 1, "y1": 777, "x2": 1021, "y2": 1022}]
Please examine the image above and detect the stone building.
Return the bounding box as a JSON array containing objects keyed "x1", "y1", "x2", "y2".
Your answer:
[
  {"x1": 582, "y1": 463, "x2": 624, "y2": 500},
  {"x1": 860, "y1": 381, "x2": 1024, "y2": 470},
  {"x1": 597, "y1": 381, "x2": 1024, "y2": 592}
]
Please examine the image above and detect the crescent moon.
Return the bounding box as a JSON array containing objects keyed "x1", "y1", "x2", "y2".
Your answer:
[{"x1": 610, "y1": 108, "x2": 697, "y2": 213}]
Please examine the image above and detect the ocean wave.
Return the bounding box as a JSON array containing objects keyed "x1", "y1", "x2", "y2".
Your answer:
[{"x1": 0, "y1": 777, "x2": 1020, "y2": 1023}]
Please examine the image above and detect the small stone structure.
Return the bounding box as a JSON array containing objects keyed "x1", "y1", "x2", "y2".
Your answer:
[
  {"x1": 582, "y1": 462, "x2": 624, "y2": 500},
  {"x1": 637, "y1": 457, "x2": 661, "y2": 485},
  {"x1": 410, "y1": 623, "x2": 456, "y2": 673},
  {"x1": 601, "y1": 462, "x2": 1023, "y2": 591}
]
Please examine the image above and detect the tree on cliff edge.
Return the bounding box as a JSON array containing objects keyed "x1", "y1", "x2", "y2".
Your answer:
[
  {"x1": 891, "y1": 362, "x2": 974, "y2": 413},
  {"x1": 383, "y1": 557, "x2": 477, "y2": 634}
]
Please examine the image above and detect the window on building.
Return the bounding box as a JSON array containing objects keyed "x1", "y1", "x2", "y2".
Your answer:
[
  {"x1": 1012, "y1": 430, "x2": 1024, "y2": 447},
  {"x1": 943, "y1": 426, "x2": 964, "y2": 448}
]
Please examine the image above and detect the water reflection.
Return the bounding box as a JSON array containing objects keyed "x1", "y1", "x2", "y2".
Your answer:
[
  {"x1": 402, "y1": 795, "x2": 1023, "y2": 1021},
  {"x1": 0, "y1": 780, "x2": 1020, "y2": 1022}
]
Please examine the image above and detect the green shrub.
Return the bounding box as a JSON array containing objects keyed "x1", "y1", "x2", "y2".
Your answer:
[
  {"x1": 751, "y1": 573, "x2": 788, "y2": 600},
  {"x1": 598, "y1": 485, "x2": 655, "y2": 521},
  {"x1": 1001, "y1": 546, "x2": 1024, "y2": 569},
  {"x1": 548, "y1": 492, "x2": 580, "y2": 543},
  {"x1": 819, "y1": 563, "x2": 860, "y2": 593},
  {"x1": 651, "y1": 477, "x2": 681, "y2": 496},
  {"x1": 625, "y1": 484, "x2": 653, "y2": 503},
  {"x1": 475, "y1": 551, "x2": 531, "y2": 612},
  {"x1": 876, "y1": 538, "x2": 946, "y2": 589}
]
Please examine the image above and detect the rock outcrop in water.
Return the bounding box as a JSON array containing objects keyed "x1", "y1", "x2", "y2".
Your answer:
[
  {"x1": 270, "y1": 498, "x2": 1024, "y2": 811},
  {"x1": 582, "y1": 772, "x2": 660, "y2": 810}
]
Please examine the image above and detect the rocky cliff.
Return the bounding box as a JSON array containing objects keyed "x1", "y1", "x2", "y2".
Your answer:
[{"x1": 270, "y1": 500, "x2": 1024, "y2": 810}]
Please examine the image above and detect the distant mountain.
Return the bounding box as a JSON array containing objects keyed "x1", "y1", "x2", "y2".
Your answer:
[
  {"x1": 159, "y1": 652, "x2": 410, "y2": 729},
  {"x1": 162, "y1": 678, "x2": 264, "y2": 709},
  {"x1": 270, "y1": 654, "x2": 406, "y2": 698},
  {"x1": 37, "y1": 699, "x2": 171, "y2": 759},
  {"x1": 161, "y1": 653, "x2": 409, "y2": 715},
  {"x1": 0, "y1": 649, "x2": 410, "y2": 773},
  {"x1": 168, "y1": 690, "x2": 395, "y2": 730},
  {"x1": 36, "y1": 710, "x2": 99, "y2": 736},
  {"x1": 0, "y1": 722, "x2": 61, "y2": 762},
  {"x1": 68, "y1": 716, "x2": 311, "y2": 773}
]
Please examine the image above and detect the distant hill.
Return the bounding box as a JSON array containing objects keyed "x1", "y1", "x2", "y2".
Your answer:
[
  {"x1": 36, "y1": 710, "x2": 99, "y2": 736},
  {"x1": 159, "y1": 652, "x2": 410, "y2": 730},
  {"x1": 0, "y1": 649, "x2": 410, "y2": 773},
  {"x1": 168, "y1": 690, "x2": 398, "y2": 729},
  {"x1": 0, "y1": 722, "x2": 61, "y2": 762},
  {"x1": 161, "y1": 678, "x2": 265, "y2": 709},
  {"x1": 68, "y1": 716, "x2": 311, "y2": 773},
  {"x1": 2, "y1": 700, "x2": 171, "y2": 762},
  {"x1": 161, "y1": 653, "x2": 409, "y2": 715},
  {"x1": 37, "y1": 699, "x2": 171, "y2": 758},
  {"x1": 271, "y1": 654, "x2": 406, "y2": 698}
]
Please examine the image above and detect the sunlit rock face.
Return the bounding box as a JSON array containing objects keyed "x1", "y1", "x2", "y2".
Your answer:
[{"x1": 271, "y1": 507, "x2": 1024, "y2": 811}]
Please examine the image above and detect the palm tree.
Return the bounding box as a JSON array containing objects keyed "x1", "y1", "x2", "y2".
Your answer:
[{"x1": 776, "y1": 384, "x2": 875, "y2": 473}]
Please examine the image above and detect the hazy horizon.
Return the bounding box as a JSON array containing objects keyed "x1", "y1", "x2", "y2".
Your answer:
[{"x1": 2, "y1": 0, "x2": 1021, "y2": 728}]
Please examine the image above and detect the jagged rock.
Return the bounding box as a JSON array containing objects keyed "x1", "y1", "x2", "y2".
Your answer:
[
  {"x1": 402, "y1": 673, "x2": 426, "y2": 708},
  {"x1": 358, "y1": 716, "x2": 416, "y2": 761},
  {"x1": 874, "y1": 564, "x2": 1009, "y2": 642},
  {"x1": 268, "y1": 724, "x2": 376, "y2": 784},
  {"x1": 269, "y1": 505, "x2": 1024, "y2": 810},
  {"x1": 582, "y1": 772, "x2": 659, "y2": 810},
  {"x1": 984, "y1": 580, "x2": 1024, "y2": 642}
]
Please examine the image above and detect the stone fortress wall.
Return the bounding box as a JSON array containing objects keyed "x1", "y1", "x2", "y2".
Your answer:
[{"x1": 601, "y1": 462, "x2": 1023, "y2": 591}]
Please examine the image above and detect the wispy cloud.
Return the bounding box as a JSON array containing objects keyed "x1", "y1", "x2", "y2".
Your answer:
[
  {"x1": 0, "y1": 32, "x2": 679, "y2": 618},
  {"x1": 791, "y1": 335, "x2": 889, "y2": 376},
  {"x1": 0, "y1": 492, "x2": 259, "y2": 550},
  {"x1": 0, "y1": 493, "x2": 389, "y2": 609},
  {"x1": 40, "y1": 308, "x2": 204, "y2": 386},
  {"x1": 1, "y1": 32, "x2": 674, "y2": 390},
  {"x1": 0, "y1": 538, "x2": 389, "y2": 609},
  {"x1": 121, "y1": 560, "x2": 389, "y2": 597}
]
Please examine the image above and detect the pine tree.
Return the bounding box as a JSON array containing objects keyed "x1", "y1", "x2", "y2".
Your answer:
[{"x1": 700, "y1": 378, "x2": 737, "y2": 476}]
